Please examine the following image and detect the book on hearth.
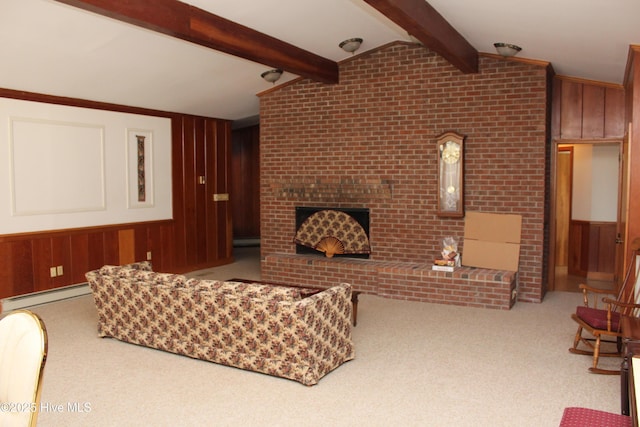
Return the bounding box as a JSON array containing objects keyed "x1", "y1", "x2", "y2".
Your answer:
[
  {"x1": 432, "y1": 264, "x2": 455, "y2": 272},
  {"x1": 433, "y1": 258, "x2": 456, "y2": 272}
]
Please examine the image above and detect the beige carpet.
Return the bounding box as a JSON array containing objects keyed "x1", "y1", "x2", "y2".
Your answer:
[{"x1": 28, "y1": 247, "x2": 621, "y2": 426}]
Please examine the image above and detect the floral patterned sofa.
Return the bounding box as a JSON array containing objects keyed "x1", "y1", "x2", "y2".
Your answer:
[{"x1": 85, "y1": 262, "x2": 355, "y2": 386}]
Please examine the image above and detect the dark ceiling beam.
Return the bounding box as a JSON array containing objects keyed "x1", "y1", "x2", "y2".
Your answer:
[
  {"x1": 363, "y1": 0, "x2": 478, "y2": 74},
  {"x1": 53, "y1": 0, "x2": 339, "y2": 84}
]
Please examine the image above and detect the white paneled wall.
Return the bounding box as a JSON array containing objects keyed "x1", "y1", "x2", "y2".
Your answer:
[{"x1": 0, "y1": 98, "x2": 172, "y2": 234}]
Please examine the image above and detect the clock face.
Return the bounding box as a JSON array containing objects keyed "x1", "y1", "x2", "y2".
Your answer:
[{"x1": 442, "y1": 141, "x2": 460, "y2": 164}]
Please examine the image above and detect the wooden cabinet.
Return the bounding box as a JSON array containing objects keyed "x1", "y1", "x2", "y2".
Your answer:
[{"x1": 552, "y1": 77, "x2": 625, "y2": 140}]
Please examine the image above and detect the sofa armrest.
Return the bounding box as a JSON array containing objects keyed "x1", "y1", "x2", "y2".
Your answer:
[{"x1": 283, "y1": 283, "x2": 355, "y2": 373}]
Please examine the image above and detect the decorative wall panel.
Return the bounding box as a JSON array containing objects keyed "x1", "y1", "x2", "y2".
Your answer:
[
  {"x1": 10, "y1": 118, "x2": 105, "y2": 215},
  {"x1": 126, "y1": 128, "x2": 154, "y2": 208}
]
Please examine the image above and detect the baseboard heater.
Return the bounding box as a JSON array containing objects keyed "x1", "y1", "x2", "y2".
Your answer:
[{"x1": 1, "y1": 283, "x2": 91, "y2": 312}]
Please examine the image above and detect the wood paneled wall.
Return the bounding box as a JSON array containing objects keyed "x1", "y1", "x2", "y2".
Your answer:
[
  {"x1": 568, "y1": 220, "x2": 617, "y2": 279},
  {"x1": 0, "y1": 90, "x2": 233, "y2": 300},
  {"x1": 0, "y1": 221, "x2": 173, "y2": 298},
  {"x1": 625, "y1": 46, "x2": 640, "y2": 266}
]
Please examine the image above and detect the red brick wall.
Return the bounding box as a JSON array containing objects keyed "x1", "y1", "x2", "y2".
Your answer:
[{"x1": 259, "y1": 42, "x2": 550, "y2": 303}]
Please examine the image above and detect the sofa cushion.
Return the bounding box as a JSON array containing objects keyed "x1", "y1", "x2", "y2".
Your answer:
[
  {"x1": 123, "y1": 261, "x2": 153, "y2": 271},
  {"x1": 99, "y1": 261, "x2": 153, "y2": 275},
  {"x1": 96, "y1": 265, "x2": 187, "y2": 288},
  {"x1": 185, "y1": 279, "x2": 302, "y2": 301}
]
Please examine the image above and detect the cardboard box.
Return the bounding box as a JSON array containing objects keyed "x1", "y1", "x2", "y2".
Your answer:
[{"x1": 462, "y1": 211, "x2": 522, "y2": 271}]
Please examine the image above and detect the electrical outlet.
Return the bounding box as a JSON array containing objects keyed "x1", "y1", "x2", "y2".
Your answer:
[
  {"x1": 147, "y1": 251, "x2": 152, "y2": 261},
  {"x1": 50, "y1": 267, "x2": 57, "y2": 278},
  {"x1": 57, "y1": 265, "x2": 64, "y2": 276}
]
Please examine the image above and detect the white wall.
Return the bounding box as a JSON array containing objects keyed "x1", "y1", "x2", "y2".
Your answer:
[
  {"x1": 0, "y1": 98, "x2": 172, "y2": 234},
  {"x1": 571, "y1": 144, "x2": 619, "y2": 222}
]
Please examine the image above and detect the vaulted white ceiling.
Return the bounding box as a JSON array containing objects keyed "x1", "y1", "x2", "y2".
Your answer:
[{"x1": 2, "y1": 0, "x2": 639, "y2": 121}]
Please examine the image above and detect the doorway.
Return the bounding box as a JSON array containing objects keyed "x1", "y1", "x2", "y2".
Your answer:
[
  {"x1": 230, "y1": 122, "x2": 260, "y2": 247},
  {"x1": 553, "y1": 142, "x2": 621, "y2": 292}
]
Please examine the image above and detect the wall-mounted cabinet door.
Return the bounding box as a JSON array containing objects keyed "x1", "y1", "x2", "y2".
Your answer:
[{"x1": 173, "y1": 116, "x2": 233, "y2": 270}]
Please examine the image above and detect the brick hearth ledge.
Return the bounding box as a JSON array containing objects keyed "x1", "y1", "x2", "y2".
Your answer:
[{"x1": 262, "y1": 253, "x2": 517, "y2": 310}]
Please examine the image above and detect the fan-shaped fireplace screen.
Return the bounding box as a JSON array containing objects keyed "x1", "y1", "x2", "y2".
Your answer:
[{"x1": 294, "y1": 209, "x2": 371, "y2": 258}]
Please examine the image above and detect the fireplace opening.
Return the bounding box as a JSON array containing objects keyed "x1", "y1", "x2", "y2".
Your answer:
[{"x1": 294, "y1": 207, "x2": 370, "y2": 259}]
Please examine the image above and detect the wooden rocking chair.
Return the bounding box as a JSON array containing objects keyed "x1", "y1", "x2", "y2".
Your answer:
[{"x1": 569, "y1": 241, "x2": 640, "y2": 374}]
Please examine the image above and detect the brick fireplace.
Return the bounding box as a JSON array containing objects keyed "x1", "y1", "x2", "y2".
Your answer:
[{"x1": 258, "y1": 42, "x2": 551, "y2": 308}]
